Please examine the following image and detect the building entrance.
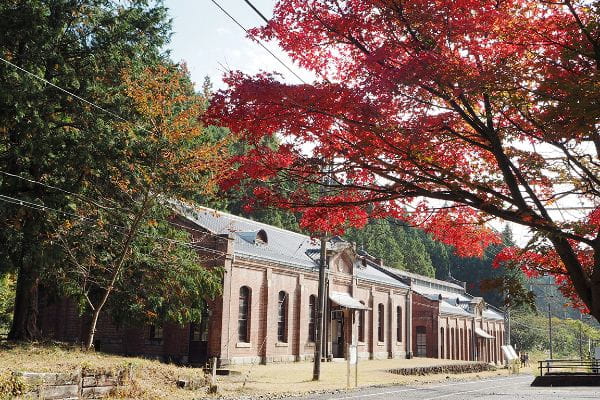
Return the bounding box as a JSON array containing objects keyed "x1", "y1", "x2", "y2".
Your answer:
[
  {"x1": 188, "y1": 311, "x2": 209, "y2": 365},
  {"x1": 331, "y1": 309, "x2": 345, "y2": 358}
]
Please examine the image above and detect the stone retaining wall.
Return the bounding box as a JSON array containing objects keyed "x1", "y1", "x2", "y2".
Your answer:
[
  {"x1": 388, "y1": 362, "x2": 494, "y2": 376},
  {"x1": 16, "y1": 366, "x2": 131, "y2": 399}
]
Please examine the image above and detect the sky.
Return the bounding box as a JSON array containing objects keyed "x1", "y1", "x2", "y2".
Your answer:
[{"x1": 166, "y1": 0, "x2": 311, "y2": 90}]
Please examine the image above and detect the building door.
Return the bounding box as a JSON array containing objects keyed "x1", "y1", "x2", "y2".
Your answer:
[
  {"x1": 188, "y1": 312, "x2": 209, "y2": 365},
  {"x1": 416, "y1": 326, "x2": 427, "y2": 357},
  {"x1": 331, "y1": 310, "x2": 345, "y2": 358}
]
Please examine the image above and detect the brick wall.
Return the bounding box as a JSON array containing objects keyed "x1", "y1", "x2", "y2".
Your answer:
[{"x1": 411, "y1": 292, "x2": 439, "y2": 358}]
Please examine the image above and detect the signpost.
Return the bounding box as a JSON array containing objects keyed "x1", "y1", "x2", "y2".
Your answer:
[
  {"x1": 347, "y1": 344, "x2": 357, "y2": 388},
  {"x1": 501, "y1": 345, "x2": 519, "y2": 374}
]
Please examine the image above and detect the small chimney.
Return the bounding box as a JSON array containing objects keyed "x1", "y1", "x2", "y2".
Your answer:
[{"x1": 377, "y1": 258, "x2": 384, "y2": 267}]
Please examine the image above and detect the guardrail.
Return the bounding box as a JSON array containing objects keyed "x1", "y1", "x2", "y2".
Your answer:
[{"x1": 538, "y1": 359, "x2": 600, "y2": 376}]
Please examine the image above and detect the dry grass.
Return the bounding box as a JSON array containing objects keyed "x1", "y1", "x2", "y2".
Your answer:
[
  {"x1": 0, "y1": 342, "x2": 207, "y2": 399},
  {"x1": 216, "y1": 357, "x2": 512, "y2": 398},
  {"x1": 0, "y1": 343, "x2": 513, "y2": 399}
]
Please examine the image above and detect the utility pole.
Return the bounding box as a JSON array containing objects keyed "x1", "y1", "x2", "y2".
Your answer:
[
  {"x1": 506, "y1": 306, "x2": 511, "y2": 346},
  {"x1": 313, "y1": 163, "x2": 330, "y2": 381},
  {"x1": 579, "y1": 314, "x2": 583, "y2": 360},
  {"x1": 504, "y1": 292, "x2": 511, "y2": 346},
  {"x1": 548, "y1": 303, "x2": 553, "y2": 359},
  {"x1": 313, "y1": 235, "x2": 327, "y2": 380}
]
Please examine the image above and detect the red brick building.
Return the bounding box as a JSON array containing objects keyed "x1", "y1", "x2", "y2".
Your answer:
[
  {"x1": 381, "y1": 268, "x2": 505, "y2": 363},
  {"x1": 40, "y1": 204, "x2": 504, "y2": 366}
]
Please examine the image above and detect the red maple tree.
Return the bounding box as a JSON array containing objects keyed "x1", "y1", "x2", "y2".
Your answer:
[{"x1": 206, "y1": 1, "x2": 600, "y2": 320}]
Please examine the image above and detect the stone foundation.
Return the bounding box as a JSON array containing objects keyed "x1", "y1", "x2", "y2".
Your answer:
[{"x1": 17, "y1": 366, "x2": 132, "y2": 399}]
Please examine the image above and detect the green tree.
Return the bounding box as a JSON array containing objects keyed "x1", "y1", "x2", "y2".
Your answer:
[
  {"x1": 49, "y1": 63, "x2": 229, "y2": 349},
  {"x1": 0, "y1": 0, "x2": 172, "y2": 340},
  {"x1": 424, "y1": 239, "x2": 451, "y2": 280},
  {"x1": 0, "y1": 274, "x2": 15, "y2": 334},
  {"x1": 402, "y1": 228, "x2": 435, "y2": 277},
  {"x1": 346, "y1": 220, "x2": 405, "y2": 269}
]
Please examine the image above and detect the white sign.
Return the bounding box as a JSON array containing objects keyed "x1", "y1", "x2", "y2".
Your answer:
[
  {"x1": 349, "y1": 345, "x2": 357, "y2": 365},
  {"x1": 501, "y1": 345, "x2": 518, "y2": 361}
]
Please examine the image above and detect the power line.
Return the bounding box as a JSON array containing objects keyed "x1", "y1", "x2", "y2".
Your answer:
[
  {"x1": 0, "y1": 170, "x2": 122, "y2": 211},
  {"x1": 0, "y1": 194, "x2": 228, "y2": 257},
  {"x1": 0, "y1": 56, "x2": 155, "y2": 137},
  {"x1": 209, "y1": 0, "x2": 306, "y2": 84},
  {"x1": 0, "y1": 169, "x2": 237, "y2": 242},
  {"x1": 243, "y1": 0, "x2": 269, "y2": 24}
]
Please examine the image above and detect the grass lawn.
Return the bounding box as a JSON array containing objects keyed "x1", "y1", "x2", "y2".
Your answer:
[{"x1": 216, "y1": 357, "x2": 511, "y2": 398}]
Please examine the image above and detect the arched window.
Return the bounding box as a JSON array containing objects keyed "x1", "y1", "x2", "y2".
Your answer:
[
  {"x1": 358, "y1": 301, "x2": 365, "y2": 342},
  {"x1": 308, "y1": 295, "x2": 317, "y2": 342},
  {"x1": 450, "y1": 328, "x2": 455, "y2": 359},
  {"x1": 456, "y1": 327, "x2": 460, "y2": 359},
  {"x1": 396, "y1": 306, "x2": 403, "y2": 342},
  {"x1": 459, "y1": 328, "x2": 464, "y2": 360},
  {"x1": 440, "y1": 328, "x2": 445, "y2": 359},
  {"x1": 238, "y1": 286, "x2": 251, "y2": 342},
  {"x1": 278, "y1": 291, "x2": 288, "y2": 343},
  {"x1": 416, "y1": 326, "x2": 427, "y2": 357},
  {"x1": 377, "y1": 303, "x2": 385, "y2": 342},
  {"x1": 467, "y1": 329, "x2": 471, "y2": 360}
]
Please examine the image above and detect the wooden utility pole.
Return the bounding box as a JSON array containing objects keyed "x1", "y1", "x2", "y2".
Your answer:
[
  {"x1": 548, "y1": 304, "x2": 553, "y2": 359},
  {"x1": 313, "y1": 235, "x2": 327, "y2": 380},
  {"x1": 313, "y1": 162, "x2": 331, "y2": 381}
]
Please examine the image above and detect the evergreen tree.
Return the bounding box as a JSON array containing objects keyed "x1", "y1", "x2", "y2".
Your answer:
[{"x1": 402, "y1": 228, "x2": 435, "y2": 277}]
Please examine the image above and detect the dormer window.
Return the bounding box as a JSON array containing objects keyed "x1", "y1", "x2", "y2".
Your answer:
[
  {"x1": 238, "y1": 229, "x2": 268, "y2": 246},
  {"x1": 256, "y1": 229, "x2": 268, "y2": 245}
]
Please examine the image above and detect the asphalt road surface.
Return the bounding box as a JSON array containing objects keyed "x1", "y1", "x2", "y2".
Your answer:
[{"x1": 299, "y1": 375, "x2": 600, "y2": 400}]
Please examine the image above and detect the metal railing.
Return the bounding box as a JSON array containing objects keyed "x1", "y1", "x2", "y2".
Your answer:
[{"x1": 538, "y1": 359, "x2": 600, "y2": 376}]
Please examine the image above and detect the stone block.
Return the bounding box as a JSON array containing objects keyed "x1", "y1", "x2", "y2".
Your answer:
[
  {"x1": 20, "y1": 371, "x2": 80, "y2": 386},
  {"x1": 82, "y1": 374, "x2": 119, "y2": 387},
  {"x1": 81, "y1": 385, "x2": 115, "y2": 398},
  {"x1": 39, "y1": 384, "x2": 79, "y2": 399}
]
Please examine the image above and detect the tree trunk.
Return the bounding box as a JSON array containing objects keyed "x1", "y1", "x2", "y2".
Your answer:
[
  {"x1": 83, "y1": 191, "x2": 151, "y2": 350},
  {"x1": 85, "y1": 306, "x2": 102, "y2": 350},
  {"x1": 590, "y1": 269, "x2": 600, "y2": 323},
  {"x1": 8, "y1": 214, "x2": 43, "y2": 341},
  {"x1": 8, "y1": 262, "x2": 40, "y2": 341}
]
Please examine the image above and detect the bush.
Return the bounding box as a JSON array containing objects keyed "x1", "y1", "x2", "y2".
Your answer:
[
  {"x1": 0, "y1": 274, "x2": 15, "y2": 335},
  {"x1": 0, "y1": 372, "x2": 27, "y2": 400}
]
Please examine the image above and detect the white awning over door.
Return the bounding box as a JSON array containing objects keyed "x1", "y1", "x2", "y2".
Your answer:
[
  {"x1": 474, "y1": 327, "x2": 494, "y2": 339},
  {"x1": 329, "y1": 292, "x2": 369, "y2": 310}
]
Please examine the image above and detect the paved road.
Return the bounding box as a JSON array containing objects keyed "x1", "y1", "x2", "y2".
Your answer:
[{"x1": 299, "y1": 375, "x2": 600, "y2": 400}]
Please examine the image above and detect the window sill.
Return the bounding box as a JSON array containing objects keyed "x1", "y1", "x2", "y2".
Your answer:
[
  {"x1": 396, "y1": 341, "x2": 403, "y2": 345},
  {"x1": 357, "y1": 341, "x2": 366, "y2": 346},
  {"x1": 306, "y1": 342, "x2": 315, "y2": 347},
  {"x1": 236, "y1": 342, "x2": 251, "y2": 348},
  {"x1": 276, "y1": 342, "x2": 289, "y2": 347},
  {"x1": 377, "y1": 342, "x2": 385, "y2": 346}
]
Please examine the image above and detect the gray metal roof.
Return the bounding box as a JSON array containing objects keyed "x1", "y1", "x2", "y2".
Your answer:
[
  {"x1": 381, "y1": 266, "x2": 465, "y2": 293},
  {"x1": 170, "y1": 202, "x2": 503, "y2": 317},
  {"x1": 440, "y1": 300, "x2": 473, "y2": 317},
  {"x1": 171, "y1": 202, "x2": 408, "y2": 289},
  {"x1": 483, "y1": 308, "x2": 505, "y2": 321}
]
